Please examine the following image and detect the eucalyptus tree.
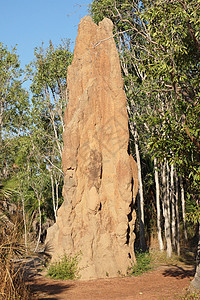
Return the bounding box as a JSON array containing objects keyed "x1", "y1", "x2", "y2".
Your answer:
[
  {"x1": 0, "y1": 42, "x2": 29, "y2": 181},
  {"x1": 0, "y1": 42, "x2": 33, "y2": 253},
  {"x1": 143, "y1": 0, "x2": 200, "y2": 262},
  {"x1": 0, "y1": 40, "x2": 73, "y2": 249},
  {"x1": 28, "y1": 40, "x2": 73, "y2": 221}
]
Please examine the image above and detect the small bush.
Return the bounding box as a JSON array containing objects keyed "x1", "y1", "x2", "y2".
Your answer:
[
  {"x1": 130, "y1": 251, "x2": 152, "y2": 276},
  {"x1": 47, "y1": 253, "x2": 81, "y2": 280}
]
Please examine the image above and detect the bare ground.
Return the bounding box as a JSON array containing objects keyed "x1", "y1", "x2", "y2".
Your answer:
[{"x1": 26, "y1": 258, "x2": 195, "y2": 300}]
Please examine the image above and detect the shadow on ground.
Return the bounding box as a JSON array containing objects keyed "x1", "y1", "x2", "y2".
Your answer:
[
  {"x1": 21, "y1": 257, "x2": 74, "y2": 299},
  {"x1": 162, "y1": 265, "x2": 195, "y2": 279},
  {"x1": 30, "y1": 280, "x2": 73, "y2": 299}
]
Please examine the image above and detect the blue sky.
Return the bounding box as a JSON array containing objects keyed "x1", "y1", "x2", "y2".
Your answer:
[{"x1": 0, "y1": 0, "x2": 92, "y2": 68}]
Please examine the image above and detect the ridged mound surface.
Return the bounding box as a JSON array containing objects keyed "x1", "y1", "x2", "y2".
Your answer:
[{"x1": 46, "y1": 16, "x2": 138, "y2": 280}]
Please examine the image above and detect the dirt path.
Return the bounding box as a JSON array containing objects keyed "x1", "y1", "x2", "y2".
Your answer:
[{"x1": 28, "y1": 263, "x2": 194, "y2": 299}]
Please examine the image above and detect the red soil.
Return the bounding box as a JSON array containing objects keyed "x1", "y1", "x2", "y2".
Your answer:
[{"x1": 29, "y1": 263, "x2": 194, "y2": 299}]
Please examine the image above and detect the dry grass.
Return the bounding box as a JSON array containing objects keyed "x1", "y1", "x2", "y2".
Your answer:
[
  {"x1": 178, "y1": 290, "x2": 200, "y2": 299},
  {"x1": 150, "y1": 248, "x2": 195, "y2": 268},
  {"x1": 0, "y1": 213, "x2": 34, "y2": 300}
]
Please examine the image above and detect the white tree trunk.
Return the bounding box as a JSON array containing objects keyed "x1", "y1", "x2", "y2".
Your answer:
[
  {"x1": 32, "y1": 186, "x2": 43, "y2": 253},
  {"x1": 34, "y1": 195, "x2": 42, "y2": 253},
  {"x1": 175, "y1": 171, "x2": 180, "y2": 256},
  {"x1": 133, "y1": 123, "x2": 145, "y2": 250},
  {"x1": 55, "y1": 176, "x2": 60, "y2": 216},
  {"x1": 18, "y1": 179, "x2": 28, "y2": 252},
  {"x1": 21, "y1": 193, "x2": 27, "y2": 252},
  {"x1": 127, "y1": 105, "x2": 145, "y2": 250},
  {"x1": 166, "y1": 161, "x2": 171, "y2": 235},
  {"x1": 50, "y1": 169, "x2": 57, "y2": 222},
  {"x1": 162, "y1": 160, "x2": 172, "y2": 257},
  {"x1": 154, "y1": 157, "x2": 164, "y2": 251},
  {"x1": 180, "y1": 177, "x2": 187, "y2": 240},
  {"x1": 170, "y1": 164, "x2": 176, "y2": 248}
]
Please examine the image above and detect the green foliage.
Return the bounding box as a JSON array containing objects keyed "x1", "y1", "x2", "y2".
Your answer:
[
  {"x1": 22, "y1": 40, "x2": 74, "y2": 229},
  {"x1": 0, "y1": 43, "x2": 29, "y2": 199},
  {"x1": 0, "y1": 42, "x2": 29, "y2": 139},
  {"x1": 0, "y1": 39, "x2": 73, "y2": 249},
  {"x1": 29, "y1": 39, "x2": 72, "y2": 105},
  {"x1": 186, "y1": 210, "x2": 200, "y2": 225},
  {"x1": 47, "y1": 253, "x2": 81, "y2": 280},
  {"x1": 130, "y1": 251, "x2": 152, "y2": 276}
]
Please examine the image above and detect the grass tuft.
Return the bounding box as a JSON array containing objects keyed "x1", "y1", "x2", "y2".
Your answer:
[
  {"x1": 130, "y1": 251, "x2": 152, "y2": 276},
  {"x1": 47, "y1": 253, "x2": 81, "y2": 280}
]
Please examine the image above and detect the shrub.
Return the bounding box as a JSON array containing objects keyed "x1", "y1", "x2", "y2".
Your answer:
[
  {"x1": 47, "y1": 253, "x2": 81, "y2": 280},
  {"x1": 130, "y1": 251, "x2": 152, "y2": 276}
]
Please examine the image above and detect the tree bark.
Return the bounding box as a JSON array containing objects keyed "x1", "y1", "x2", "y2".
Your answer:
[
  {"x1": 32, "y1": 185, "x2": 43, "y2": 253},
  {"x1": 34, "y1": 195, "x2": 42, "y2": 253},
  {"x1": 170, "y1": 164, "x2": 176, "y2": 248},
  {"x1": 55, "y1": 176, "x2": 60, "y2": 218},
  {"x1": 154, "y1": 157, "x2": 164, "y2": 251},
  {"x1": 50, "y1": 169, "x2": 57, "y2": 222},
  {"x1": 190, "y1": 223, "x2": 200, "y2": 291},
  {"x1": 166, "y1": 161, "x2": 171, "y2": 240},
  {"x1": 21, "y1": 192, "x2": 28, "y2": 252},
  {"x1": 133, "y1": 123, "x2": 145, "y2": 250},
  {"x1": 175, "y1": 170, "x2": 180, "y2": 256},
  {"x1": 180, "y1": 176, "x2": 187, "y2": 241},
  {"x1": 162, "y1": 159, "x2": 172, "y2": 257}
]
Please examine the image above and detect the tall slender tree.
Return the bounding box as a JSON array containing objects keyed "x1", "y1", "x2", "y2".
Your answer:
[{"x1": 28, "y1": 40, "x2": 73, "y2": 221}]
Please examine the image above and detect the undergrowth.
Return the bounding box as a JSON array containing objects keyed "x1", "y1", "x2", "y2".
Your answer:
[
  {"x1": 150, "y1": 248, "x2": 192, "y2": 267},
  {"x1": 0, "y1": 212, "x2": 33, "y2": 299},
  {"x1": 178, "y1": 291, "x2": 200, "y2": 299},
  {"x1": 47, "y1": 253, "x2": 81, "y2": 280},
  {"x1": 130, "y1": 251, "x2": 152, "y2": 276}
]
